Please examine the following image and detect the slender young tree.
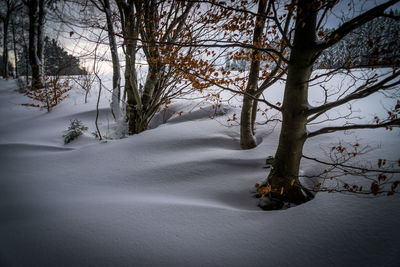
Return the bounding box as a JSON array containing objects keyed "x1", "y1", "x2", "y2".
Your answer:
[
  {"x1": 167, "y1": 0, "x2": 290, "y2": 149},
  {"x1": 11, "y1": 16, "x2": 19, "y2": 78},
  {"x1": 89, "y1": 0, "x2": 122, "y2": 120},
  {"x1": 238, "y1": 0, "x2": 290, "y2": 149},
  {"x1": 239, "y1": 0, "x2": 269, "y2": 149}
]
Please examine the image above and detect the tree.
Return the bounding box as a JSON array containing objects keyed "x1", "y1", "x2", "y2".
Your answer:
[
  {"x1": 239, "y1": 0, "x2": 270, "y2": 149},
  {"x1": 59, "y1": 0, "x2": 204, "y2": 132},
  {"x1": 0, "y1": 55, "x2": 13, "y2": 76},
  {"x1": 175, "y1": 0, "x2": 289, "y2": 149},
  {"x1": 12, "y1": 3, "x2": 30, "y2": 82},
  {"x1": 89, "y1": 0, "x2": 121, "y2": 120},
  {"x1": 256, "y1": 0, "x2": 400, "y2": 208},
  {"x1": 43, "y1": 37, "x2": 86, "y2": 75},
  {"x1": 115, "y1": 0, "x2": 198, "y2": 134},
  {"x1": 11, "y1": 12, "x2": 20, "y2": 78},
  {"x1": 0, "y1": 0, "x2": 22, "y2": 79},
  {"x1": 23, "y1": 0, "x2": 50, "y2": 89},
  {"x1": 17, "y1": 37, "x2": 86, "y2": 76}
]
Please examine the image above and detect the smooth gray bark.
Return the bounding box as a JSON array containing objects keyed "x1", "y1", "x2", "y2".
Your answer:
[
  {"x1": 11, "y1": 18, "x2": 18, "y2": 78},
  {"x1": 103, "y1": 0, "x2": 121, "y2": 120},
  {"x1": 239, "y1": 0, "x2": 267, "y2": 149},
  {"x1": 266, "y1": 0, "x2": 318, "y2": 204}
]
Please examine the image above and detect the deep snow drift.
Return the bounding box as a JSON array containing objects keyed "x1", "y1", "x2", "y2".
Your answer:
[{"x1": 0, "y1": 78, "x2": 399, "y2": 267}]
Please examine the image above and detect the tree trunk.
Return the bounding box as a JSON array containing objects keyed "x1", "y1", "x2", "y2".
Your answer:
[
  {"x1": 250, "y1": 92, "x2": 262, "y2": 135},
  {"x1": 116, "y1": 1, "x2": 147, "y2": 134},
  {"x1": 141, "y1": 65, "x2": 159, "y2": 108},
  {"x1": 2, "y1": 14, "x2": 9, "y2": 79},
  {"x1": 28, "y1": 0, "x2": 43, "y2": 89},
  {"x1": 125, "y1": 46, "x2": 141, "y2": 134},
  {"x1": 25, "y1": 44, "x2": 29, "y2": 83},
  {"x1": 124, "y1": 22, "x2": 144, "y2": 134},
  {"x1": 11, "y1": 18, "x2": 18, "y2": 78},
  {"x1": 37, "y1": 0, "x2": 45, "y2": 77},
  {"x1": 266, "y1": 0, "x2": 318, "y2": 206},
  {"x1": 240, "y1": 94, "x2": 257, "y2": 149},
  {"x1": 239, "y1": 0, "x2": 267, "y2": 149},
  {"x1": 104, "y1": 0, "x2": 121, "y2": 120}
]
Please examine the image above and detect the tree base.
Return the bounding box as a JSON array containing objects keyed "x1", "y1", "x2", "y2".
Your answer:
[
  {"x1": 258, "y1": 197, "x2": 284, "y2": 210},
  {"x1": 256, "y1": 182, "x2": 315, "y2": 210},
  {"x1": 240, "y1": 137, "x2": 257, "y2": 150}
]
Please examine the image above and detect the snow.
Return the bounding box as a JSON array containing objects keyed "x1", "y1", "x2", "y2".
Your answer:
[{"x1": 0, "y1": 77, "x2": 399, "y2": 266}]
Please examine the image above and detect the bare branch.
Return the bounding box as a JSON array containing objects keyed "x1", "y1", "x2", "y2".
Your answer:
[
  {"x1": 315, "y1": 0, "x2": 400, "y2": 51},
  {"x1": 185, "y1": 0, "x2": 272, "y2": 19},
  {"x1": 307, "y1": 118, "x2": 400, "y2": 138},
  {"x1": 302, "y1": 154, "x2": 400, "y2": 174},
  {"x1": 382, "y1": 13, "x2": 400, "y2": 21},
  {"x1": 307, "y1": 70, "x2": 400, "y2": 116}
]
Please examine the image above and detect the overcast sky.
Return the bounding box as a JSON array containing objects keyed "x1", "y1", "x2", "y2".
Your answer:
[{"x1": 27, "y1": 0, "x2": 400, "y2": 74}]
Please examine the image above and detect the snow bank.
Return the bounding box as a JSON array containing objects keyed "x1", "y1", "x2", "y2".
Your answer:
[{"x1": 0, "y1": 78, "x2": 399, "y2": 267}]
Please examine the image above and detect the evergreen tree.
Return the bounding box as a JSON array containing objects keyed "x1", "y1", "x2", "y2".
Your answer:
[
  {"x1": 17, "y1": 37, "x2": 87, "y2": 76},
  {"x1": 43, "y1": 37, "x2": 86, "y2": 75}
]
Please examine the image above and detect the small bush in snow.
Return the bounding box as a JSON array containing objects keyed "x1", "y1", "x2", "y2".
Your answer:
[
  {"x1": 63, "y1": 119, "x2": 88, "y2": 144},
  {"x1": 22, "y1": 75, "x2": 72, "y2": 112}
]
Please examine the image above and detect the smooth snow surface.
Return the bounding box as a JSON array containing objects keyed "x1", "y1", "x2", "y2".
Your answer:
[{"x1": 0, "y1": 78, "x2": 399, "y2": 267}]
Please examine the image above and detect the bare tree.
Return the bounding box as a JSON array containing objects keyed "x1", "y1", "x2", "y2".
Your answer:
[
  {"x1": 23, "y1": 0, "x2": 47, "y2": 89},
  {"x1": 238, "y1": 0, "x2": 290, "y2": 149},
  {"x1": 162, "y1": 0, "x2": 290, "y2": 149},
  {"x1": 89, "y1": 0, "x2": 121, "y2": 120},
  {"x1": 11, "y1": 15, "x2": 19, "y2": 78},
  {"x1": 115, "y1": 0, "x2": 197, "y2": 134},
  {"x1": 0, "y1": 0, "x2": 22, "y2": 79}
]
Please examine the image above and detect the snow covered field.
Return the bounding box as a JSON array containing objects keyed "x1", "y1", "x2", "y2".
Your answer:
[{"x1": 0, "y1": 77, "x2": 399, "y2": 266}]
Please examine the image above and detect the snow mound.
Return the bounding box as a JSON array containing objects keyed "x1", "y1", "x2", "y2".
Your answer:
[{"x1": 0, "y1": 78, "x2": 399, "y2": 267}]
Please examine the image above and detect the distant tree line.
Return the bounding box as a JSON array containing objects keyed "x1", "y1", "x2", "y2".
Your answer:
[
  {"x1": 1, "y1": 0, "x2": 86, "y2": 82},
  {"x1": 17, "y1": 37, "x2": 87, "y2": 76},
  {"x1": 316, "y1": 14, "x2": 400, "y2": 69}
]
